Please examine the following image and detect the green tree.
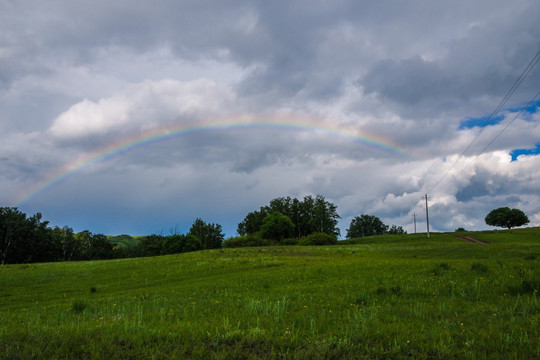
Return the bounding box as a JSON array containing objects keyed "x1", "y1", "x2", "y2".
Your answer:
[
  {"x1": 387, "y1": 225, "x2": 407, "y2": 235},
  {"x1": 75, "y1": 231, "x2": 113, "y2": 260},
  {"x1": 299, "y1": 232, "x2": 337, "y2": 246},
  {"x1": 21, "y1": 212, "x2": 51, "y2": 263},
  {"x1": 0, "y1": 208, "x2": 51, "y2": 264},
  {"x1": 346, "y1": 214, "x2": 388, "y2": 238},
  {"x1": 308, "y1": 195, "x2": 341, "y2": 236},
  {"x1": 50, "y1": 226, "x2": 79, "y2": 261},
  {"x1": 237, "y1": 208, "x2": 270, "y2": 236},
  {"x1": 137, "y1": 234, "x2": 165, "y2": 257},
  {"x1": 485, "y1": 207, "x2": 529, "y2": 229},
  {"x1": 162, "y1": 234, "x2": 202, "y2": 254},
  {"x1": 189, "y1": 218, "x2": 224, "y2": 249},
  {"x1": 0, "y1": 207, "x2": 30, "y2": 264},
  {"x1": 237, "y1": 195, "x2": 341, "y2": 238},
  {"x1": 182, "y1": 234, "x2": 203, "y2": 252},
  {"x1": 260, "y1": 212, "x2": 295, "y2": 242},
  {"x1": 85, "y1": 233, "x2": 114, "y2": 260}
]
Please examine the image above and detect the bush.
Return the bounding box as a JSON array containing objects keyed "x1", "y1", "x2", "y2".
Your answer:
[
  {"x1": 431, "y1": 263, "x2": 451, "y2": 276},
  {"x1": 260, "y1": 212, "x2": 295, "y2": 242},
  {"x1": 223, "y1": 234, "x2": 273, "y2": 248},
  {"x1": 71, "y1": 300, "x2": 88, "y2": 314},
  {"x1": 390, "y1": 285, "x2": 402, "y2": 296},
  {"x1": 280, "y1": 237, "x2": 299, "y2": 246},
  {"x1": 507, "y1": 279, "x2": 540, "y2": 295},
  {"x1": 299, "y1": 232, "x2": 337, "y2": 246},
  {"x1": 162, "y1": 234, "x2": 202, "y2": 254},
  {"x1": 455, "y1": 227, "x2": 466, "y2": 232},
  {"x1": 470, "y1": 263, "x2": 488, "y2": 273}
]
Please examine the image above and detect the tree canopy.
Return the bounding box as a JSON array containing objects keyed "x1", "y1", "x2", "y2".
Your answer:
[
  {"x1": 0, "y1": 207, "x2": 116, "y2": 264},
  {"x1": 237, "y1": 195, "x2": 341, "y2": 238},
  {"x1": 0, "y1": 207, "x2": 224, "y2": 264},
  {"x1": 346, "y1": 214, "x2": 388, "y2": 238},
  {"x1": 259, "y1": 212, "x2": 295, "y2": 242},
  {"x1": 485, "y1": 207, "x2": 529, "y2": 229},
  {"x1": 188, "y1": 218, "x2": 224, "y2": 250}
]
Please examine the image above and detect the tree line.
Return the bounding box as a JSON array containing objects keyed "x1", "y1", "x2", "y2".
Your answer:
[
  {"x1": 0, "y1": 207, "x2": 223, "y2": 265},
  {"x1": 1, "y1": 195, "x2": 408, "y2": 264},
  {"x1": 227, "y1": 195, "x2": 405, "y2": 247}
]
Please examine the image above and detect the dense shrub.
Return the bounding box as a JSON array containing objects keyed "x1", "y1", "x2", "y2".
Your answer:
[
  {"x1": 299, "y1": 232, "x2": 337, "y2": 246},
  {"x1": 470, "y1": 263, "x2": 488, "y2": 273},
  {"x1": 260, "y1": 212, "x2": 295, "y2": 242},
  {"x1": 223, "y1": 234, "x2": 273, "y2": 248},
  {"x1": 280, "y1": 237, "x2": 299, "y2": 246},
  {"x1": 162, "y1": 234, "x2": 202, "y2": 254},
  {"x1": 508, "y1": 279, "x2": 540, "y2": 295},
  {"x1": 188, "y1": 218, "x2": 224, "y2": 249}
]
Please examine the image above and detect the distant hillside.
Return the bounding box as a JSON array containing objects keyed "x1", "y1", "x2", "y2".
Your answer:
[{"x1": 107, "y1": 234, "x2": 146, "y2": 248}]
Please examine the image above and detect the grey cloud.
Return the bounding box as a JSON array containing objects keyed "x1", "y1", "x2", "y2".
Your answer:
[
  {"x1": 3, "y1": 0, "x2": 540, "y2": 237},
  {"x1": 362, "y1": 57, "x2": 458, "y2": 106},
  {"x1": 360, "y1": 2, "x2": 540, "y2": 118}
]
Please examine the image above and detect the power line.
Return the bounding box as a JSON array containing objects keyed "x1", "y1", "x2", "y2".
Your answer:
[
  {"x1": 461, "y1": 47, "x2": 540, "y2": 155},
  {"x1": 429, "y1": 89, "x2": 540, "y2": 193},
  {"x1": 426, "y1": 46, "x2": 540, "y2": 195}
]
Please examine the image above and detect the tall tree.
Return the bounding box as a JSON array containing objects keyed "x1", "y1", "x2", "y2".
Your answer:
[
  {"x1": 0, "y1": 208, "x2": 51, "y2": 264},
  {"x1": 237, "y1": 195, "x2": 341, "y2": 238},
  {"x1": 162, "y1": 234, "x2": 202, "y2": 254},
  {"x1": 260, "y1": 212, "x2": 295, "y2": 242},
  {"x1": 387, "y1": 225, "x2": 407, "y2": 235},
  {"x1": 136, "y1": 234, "x2": 165, "y2": 257},
  {"x1": 237, "y1": 208, "x2": 270, "y2": 236},
  {"x1": 50, "y1": 226, "x2": 78, "y2": 261},
  {"x1": 189, "y1": 218, "x2": 224, "y2": 249},
  {"x1": 346, "y1": 214, "x2": 388, "y2": 238},
  {"x1": 310, "y1": 195, "x2": 341, "y2": 236},
  {"x1": 0, "y1": 207, "x2": 28, "y2": 264}
]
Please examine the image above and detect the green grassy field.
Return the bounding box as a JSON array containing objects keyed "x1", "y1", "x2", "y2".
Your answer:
[{"x1": 1, "y1": 229, "x2": 539, "y2": 359}]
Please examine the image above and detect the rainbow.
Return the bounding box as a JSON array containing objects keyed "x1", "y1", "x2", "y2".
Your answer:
[{"x1": 15, "y1": 116, "x2": 418, "y2": 206}]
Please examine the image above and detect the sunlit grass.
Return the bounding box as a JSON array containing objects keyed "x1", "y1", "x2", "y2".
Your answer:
[{"x1": 1, "y1": 229, "x2": 539, "y2": 359}]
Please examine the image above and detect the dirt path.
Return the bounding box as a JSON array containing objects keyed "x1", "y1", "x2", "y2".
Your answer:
[{"x1": 454, "y1": 234, "x2": 488, "y2": 244}]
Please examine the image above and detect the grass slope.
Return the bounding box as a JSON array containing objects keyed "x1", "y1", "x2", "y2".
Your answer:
[
  {"x1": 1, "y1": 229, "x2": 539, "y2": 359},
  {"x1": 107, "y1": 234, "x2": 145, "y2": 248}
]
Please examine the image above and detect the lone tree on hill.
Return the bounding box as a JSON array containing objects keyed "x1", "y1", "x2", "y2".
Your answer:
[{"x1": 484, "y1": 207, "x2": 529, "y2": 229}]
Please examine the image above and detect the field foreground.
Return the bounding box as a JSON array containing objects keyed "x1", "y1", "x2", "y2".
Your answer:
[{"x1": 1, "y1": 229, "x2": 539, "y2": 359}]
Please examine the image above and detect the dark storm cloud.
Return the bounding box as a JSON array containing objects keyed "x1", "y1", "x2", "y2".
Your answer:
[{"x1": 360, "y1": 3, "x2": 540, "y2": 118}]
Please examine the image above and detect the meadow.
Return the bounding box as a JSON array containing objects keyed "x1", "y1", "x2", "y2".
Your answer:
[{"x1": 1, "y1": 229, "x2": 539, "y2": 359}]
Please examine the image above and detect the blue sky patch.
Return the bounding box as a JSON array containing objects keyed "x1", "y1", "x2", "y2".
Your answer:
[
  {"x1": 510, "y1": 143, "x2": 540, "y2": 161},
  {"x1": 508, "y1": 98, "x2": 540, "y2": 115},
  {"x1": 459, "y1": 114, "x2": 505, "y2": 130}
]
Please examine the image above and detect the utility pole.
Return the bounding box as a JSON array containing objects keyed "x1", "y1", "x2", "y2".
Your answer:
[
  {"x1": 423, "y1": 194, "x2": 430, "y2": 238},
  {"x1": 413, "y1": 213, "x2": 417, "y2": 234}
]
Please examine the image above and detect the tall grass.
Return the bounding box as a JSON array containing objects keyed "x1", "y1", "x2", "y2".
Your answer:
[{"x1": 0, "y1": 229, "x2": 539, "y2": 359}]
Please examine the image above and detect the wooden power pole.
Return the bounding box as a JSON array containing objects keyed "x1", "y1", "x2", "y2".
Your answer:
[{"x1": 423, "y1": 194, "x2": 430, "y2": 238}]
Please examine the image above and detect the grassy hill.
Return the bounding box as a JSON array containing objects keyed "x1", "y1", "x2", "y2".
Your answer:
[
  {"x1": 1, "y1": 229, "x2": 539, "y2": 359},
  {"x1": 107, "y1": 234, "x2": 146, "y2": 248}
]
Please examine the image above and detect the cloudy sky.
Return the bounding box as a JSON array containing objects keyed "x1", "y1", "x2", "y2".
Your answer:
[{"x1": 2, "y1": 0, "x2": 540, "y2": 237}]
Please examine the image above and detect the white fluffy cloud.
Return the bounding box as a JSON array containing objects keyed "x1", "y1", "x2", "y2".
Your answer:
[{"x1": 48, "y1": 79, "x2": 237, "y2": 139}]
